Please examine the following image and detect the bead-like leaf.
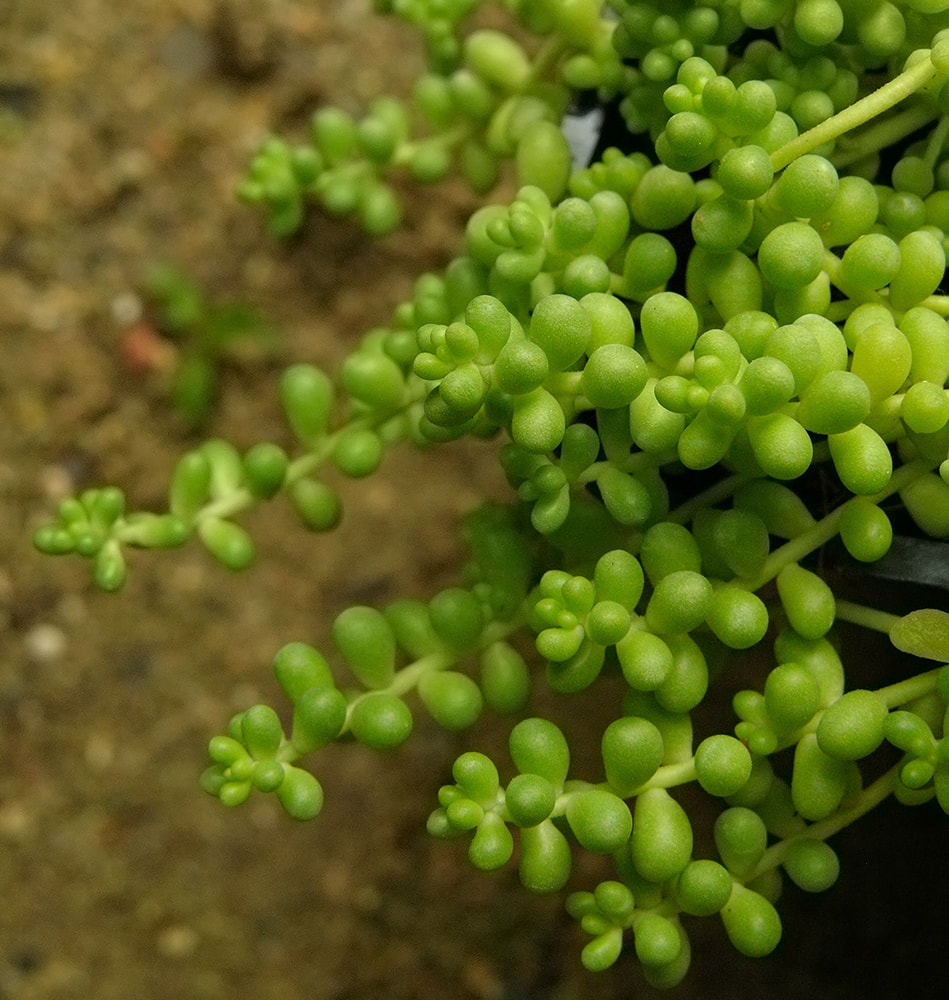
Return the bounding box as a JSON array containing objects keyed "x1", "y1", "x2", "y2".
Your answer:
[{"x1": 890, "y1": 609, "x2": 949, "y2": 662}]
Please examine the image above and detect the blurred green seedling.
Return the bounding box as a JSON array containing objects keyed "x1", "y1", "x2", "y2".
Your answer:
[{"x1": 143, "y1": 262, "x2": 278, "y2": 429}]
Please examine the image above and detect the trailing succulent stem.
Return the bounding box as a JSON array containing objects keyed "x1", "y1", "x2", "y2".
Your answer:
[{"x1": 34, "y1": 0, "x2": 949, "y2": 987}]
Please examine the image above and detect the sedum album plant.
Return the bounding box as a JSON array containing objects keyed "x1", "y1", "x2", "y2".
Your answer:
[{"x1": 34, "y1": 0, "x2": 949, "y2": 987}]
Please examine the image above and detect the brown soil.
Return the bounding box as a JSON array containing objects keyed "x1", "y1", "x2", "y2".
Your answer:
[{"x1": 0, "y1": 3, "x2": 943, "y2": 999}]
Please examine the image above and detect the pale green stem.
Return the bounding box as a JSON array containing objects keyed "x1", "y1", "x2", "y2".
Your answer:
[
  {"x1": 736, "y1": 460, "x2": 935, "y2": 594},
  {"x1": 924, "y1": 114, "x2": 949, "y2": 170},
  {"x1": 640, "y1": 763, "x2": 902, "y2": 926},
  {"x1": 123, "y1": 385, "x2": 426, "y2": 538},
  {"x1": 530, "y1": 34, "x2": 570, "y2": 83},
  {"x1": 183, "y1": 435, "x2": 339, "y2": 528},
  {"x1": 830, "y1": 104, "x2": 938, "y2": 169},
  {"x1": 834, "y1": 599, "x2": 901, "y2": 635},
  {"x1": 823, "y1": 298, "x2": 863, "y2": 324},
  {"x1": 593, "y1": 758, "x2": 700, "y2": 801},
  {"x1": 745, "y1": 764, "x2": 899, "y2": 883},
  {"x1": 633, "y1": 758, "x2": 698, "y2": 795},
  {"x1": 876, "y1": 667, "x2": 942, "y2": 710},
  {"x1": 770, "y1": 54, "x2": 939, "y2": 172},
  {"x1": 394, "y1": 123, "x2": 472, "y2": 167},
  {"x1": 578, "y1": 449, "x2": 674, "y2": 484},
  {"x1": 339, "y1": 615, "x2": 523, "y2": 739},
  {"x1": 771, "y1": 664, "x2": 943, "y2": 755},
  {"x1": 665, "y1": 470, "x2": 754, "y2": 525},
  {"x1": 919, "y1": 295, "x2": 949, "y2": 316}
]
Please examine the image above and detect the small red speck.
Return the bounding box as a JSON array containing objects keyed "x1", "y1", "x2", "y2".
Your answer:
[{"x1": 119, "y1": 322, "x2": 177, "y2": 376}]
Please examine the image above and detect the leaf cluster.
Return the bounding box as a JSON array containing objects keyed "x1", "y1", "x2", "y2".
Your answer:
[{"x1": 31, "y1": 0, "x2": 949, "y2": 988}]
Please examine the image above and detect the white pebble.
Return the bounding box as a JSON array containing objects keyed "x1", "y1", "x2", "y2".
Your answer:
[{"x1": 23, "y1": 623, "x2": 68, "y2": 664}]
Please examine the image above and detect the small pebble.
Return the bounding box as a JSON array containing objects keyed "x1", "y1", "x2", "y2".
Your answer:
[
  {"x1": 110, "y1": 290, "x2": 143, "y2": 325},
  {"x1": 83, "y1": 733, "x2": 115, "y2": 771},
  {"x1": 156, "y1": 924, "x2": 200, "y2": 959},
  {"x1": 38, "y1": 463, "x2": 76, "y2": 501},
  {"x1": 23, "y1": 623, "x2": 68, "y2": 664}
]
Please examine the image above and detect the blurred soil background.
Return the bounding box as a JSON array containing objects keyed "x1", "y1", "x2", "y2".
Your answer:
[{"x1": 0, "y1": 2, "x2": 945, "y2": 999}]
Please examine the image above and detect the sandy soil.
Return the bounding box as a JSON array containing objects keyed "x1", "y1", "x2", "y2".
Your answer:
[{"x1": 0, "y1": 3, "x2": 944, "y2": 999}]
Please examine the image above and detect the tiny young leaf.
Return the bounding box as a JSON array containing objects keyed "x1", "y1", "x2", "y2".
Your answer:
[{"x1": 890, "y1": 609, "x2": 949, "y2": 662}]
